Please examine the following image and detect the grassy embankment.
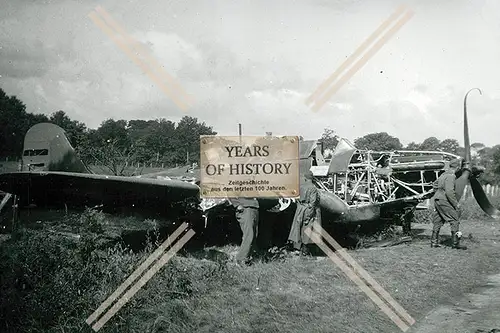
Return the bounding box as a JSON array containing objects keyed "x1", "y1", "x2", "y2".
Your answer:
[{"x1": 1, "y1": 195, "x2": 500, "y2": 333}]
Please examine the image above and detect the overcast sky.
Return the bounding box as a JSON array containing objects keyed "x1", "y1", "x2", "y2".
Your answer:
[{"x1": 1, "y1": 0, "x2": 500, "y2": 146}]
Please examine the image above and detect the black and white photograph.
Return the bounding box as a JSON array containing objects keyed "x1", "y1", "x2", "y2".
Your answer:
[{"x1": 1, "y1": 0, "x2": 500, "y2": 332}]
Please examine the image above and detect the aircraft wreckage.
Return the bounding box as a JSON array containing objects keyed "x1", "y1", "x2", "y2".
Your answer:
[{"x1": 0, "y1": 89, "x2": 498, "y2": 248}]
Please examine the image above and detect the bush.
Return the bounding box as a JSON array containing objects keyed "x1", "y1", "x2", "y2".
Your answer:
[{"x1": 0, "y1": 209, "x2": 233, "y2": 333}]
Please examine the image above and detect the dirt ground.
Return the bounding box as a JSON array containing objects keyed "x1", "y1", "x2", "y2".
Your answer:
[
  {"x1": 407, "y1": 221, "x2": 500, "y2": 333},
  {"x1": 410, "y1": 272, "x2": 500, "y2": 333},
  {"x1": 172, "y1": 218, "x2": 500, "y2": 333}
]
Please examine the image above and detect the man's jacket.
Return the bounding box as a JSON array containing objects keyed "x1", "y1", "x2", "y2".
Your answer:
[{"x1": 433, "y1": 169, "x2": 459, "y2": 209}]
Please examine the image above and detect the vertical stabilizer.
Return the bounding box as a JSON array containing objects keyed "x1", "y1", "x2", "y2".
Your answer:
[{"x1": 22, "y1": 123, "x2": 90, "y2": 173}]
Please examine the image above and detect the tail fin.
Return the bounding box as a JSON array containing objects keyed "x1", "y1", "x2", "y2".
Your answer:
[{"x1": 21, "y1": 123, "x2": 91, "y2": 173}]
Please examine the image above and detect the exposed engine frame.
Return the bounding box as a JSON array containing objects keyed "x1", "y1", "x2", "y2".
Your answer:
[{"x1": 313, "y1": 148, "x2": 461, "y2": 209}]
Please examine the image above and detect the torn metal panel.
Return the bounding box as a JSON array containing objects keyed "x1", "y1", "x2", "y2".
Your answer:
[
  {"x1": 299, "y1": 140, "x2": 318, "y2": 159},
  {"x1": 328, "y1": 138, "x2": 357, "y2": 174}
]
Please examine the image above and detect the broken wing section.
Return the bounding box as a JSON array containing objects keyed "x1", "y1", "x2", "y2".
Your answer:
[{"x1": 0, "y1": 171, "x2": 200, "y2": 214}]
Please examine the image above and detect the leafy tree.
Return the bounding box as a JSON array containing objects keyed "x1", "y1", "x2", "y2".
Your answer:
[
  {"x1": 438, "y1": 138, "x2": 460, "y2": 154},
  {"x1": 95, "y1": 119, "x2": 130, "y2": 150},
  {"x1": 127, "y1": 120, "x2": 157, "y2": 143},
  {"x1": 405, "y1": 142, "x2": 420, "y2": 150},
  {"x1": 49, "y1": 110, "x2": 87, "y2": 148},
  {"x1": 132, "y1": 119, "x2": 177, "y2": 164},
  {"x1": 477, "y1": 146, "x2": 492, "y2": 162},
  {"x1": 477, "y1": 145, "x2": 500, "y2": 184},
  {"x1": 0, "y1": 88, "x2": 49, "y2": 157},
  {"x1": 419, "y1": 137, "x2": 440, "y2": 151},
  {"x1": 353, "y1": 132, "x2": 403, "y2": 151},
  {"x1": 491, "y1": 145, "x2": 500, "y2": 175},
  {"x1": 471, "y1": 142, "x2": 486, "y2": 151},
  {"x1": 172, "y1": 116, "x2": 217, "y2": 165},
  {"x1": 319, "y1": 128, "x2": 339, "y2": 154},
  {"x1": 84, "y1": 138, "x2": 139, "y2": 176}
]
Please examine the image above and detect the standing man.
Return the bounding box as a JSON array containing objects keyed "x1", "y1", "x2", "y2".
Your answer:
[
  {"x1": 288, "y1": 170, "x2": 322, "y2": 255},
  {"x1": 229, "y1": 197, "x2": 260, "y2": 265},
  {"x1": 430, "y1": 158, "x2": 467, "y2": 250}
]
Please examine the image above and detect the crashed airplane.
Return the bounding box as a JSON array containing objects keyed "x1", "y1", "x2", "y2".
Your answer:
[{"x1": 0, "y1": 96, "x2": 498, "y2": 241}]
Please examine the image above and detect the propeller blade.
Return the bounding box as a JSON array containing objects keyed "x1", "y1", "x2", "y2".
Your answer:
[
  {"x1": 456, "y1": 89, "x2": 481, "y2": 200},
  {"x1": 461, "y1": 88, "x2": 499, "y2": 219},
  {"x1": 463, "y1": 89, "x2": 474, "y2": 164},
  {"x1": 463, "y1": 88, "x2": 482, "y2": 163},
  {"x1": 470, "y1": 177, "x2": 500, "y2": 219}
]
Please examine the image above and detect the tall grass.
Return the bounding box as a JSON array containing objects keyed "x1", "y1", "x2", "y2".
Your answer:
[
  {"x1": 0, "y1": 208, "x2": 231, "y2": 333},
  {"x1": 1, "y1": 197, "x2": 499, "y2": 332}
]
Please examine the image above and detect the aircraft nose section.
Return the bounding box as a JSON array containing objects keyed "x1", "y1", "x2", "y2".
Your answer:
[
  {"x1": 471, "y1": 165, "x2": 485, "y2": 178},
  {"x1": 319, "y1": 189, "x2": 349, "y2": 215}
]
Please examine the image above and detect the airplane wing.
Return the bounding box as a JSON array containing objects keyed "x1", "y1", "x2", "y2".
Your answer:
[
  {"x1": 138, "y1": 166, "x2": 201, "y2": 181},
  {"x1": 0, "y1": 171, "x2": 201, "y2": 210}
]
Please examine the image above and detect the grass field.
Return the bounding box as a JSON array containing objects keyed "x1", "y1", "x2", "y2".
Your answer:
[{"x1": 1, "y1": 199, "x2": 500, "y2": 333}]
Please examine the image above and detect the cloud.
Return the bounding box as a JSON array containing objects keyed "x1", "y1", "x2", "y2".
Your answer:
[
  {"x1": 132, "y1": 31, "x2": 204, "y2": 79},
  {"x1": 2, "y1": 0, "x2": 500, "y2": 148},
  {"x1": 0, "y1": 38, "x2": 63, "y2": 79}
]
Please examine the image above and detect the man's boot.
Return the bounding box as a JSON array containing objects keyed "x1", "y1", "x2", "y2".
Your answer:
[
  {"x1": 452, "y1": 231, "x2": 467, "y2": 250},
  {"x1": 300, "y1": 244, "x2": 312, "y2": 257},
  {"x1": 430, "y1": 230, "x2": 441, "y2": 248}
]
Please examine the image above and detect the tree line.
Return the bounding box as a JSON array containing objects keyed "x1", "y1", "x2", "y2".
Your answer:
[
  {"x1": 0, "y1": 88, "x2": 216, "y2": 170},
  {"x1": 319, "y1": 129, "x2": 500, "y2": 185},
  {"x1": 2, "y1": 87, "x2": 500, "y2": 183}
]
